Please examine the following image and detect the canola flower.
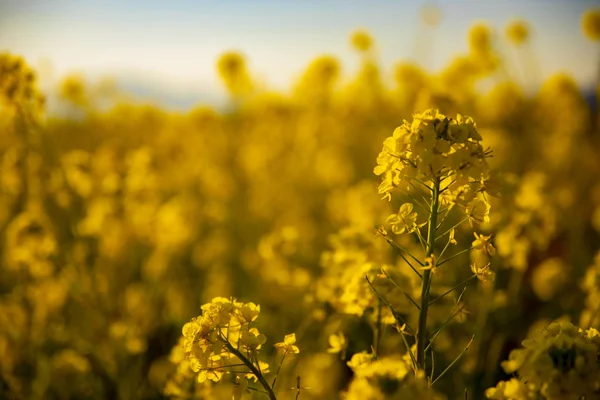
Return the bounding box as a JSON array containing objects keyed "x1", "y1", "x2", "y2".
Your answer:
[
  {"x1": 505, "y1": 20, "x2": 530, "y2": 46},
  {"x1": 345, "y1": 355, "x2": 445, "y2": 400},
  {"x1": 373, "y1": 109, "x2": 495, "y2": 382},
  {"x1": 488, "y1": 322, "x2": 600, "y2": 399},
  {"x1": 582, "y1": 9, "x2": 600, "y2": 41},
  {"x1": 177, "y1": 298, "x2": 299, "y2": 400}
]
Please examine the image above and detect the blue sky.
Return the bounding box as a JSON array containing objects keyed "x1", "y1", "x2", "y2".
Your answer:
[{"x1": 1, "y1": 0, "x2": 598, "y2": 108}]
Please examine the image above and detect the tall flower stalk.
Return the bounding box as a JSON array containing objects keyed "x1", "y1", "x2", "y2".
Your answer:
[{"x1": 374, "y1": 109, "x2": 496, "y2": 376}]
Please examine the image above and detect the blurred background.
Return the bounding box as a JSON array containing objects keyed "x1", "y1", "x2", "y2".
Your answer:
[
  {"x1": 1, "y1": 0, "x2": 598, "y2": 109},
  {"x1": 1, "y1": 1, "x2": 600, "y2": 399}
]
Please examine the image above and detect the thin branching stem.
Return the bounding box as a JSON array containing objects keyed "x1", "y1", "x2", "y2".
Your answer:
[
  {"x1": 374, "y1": 298, "x2": 382, "y2": 356},
  {"x1": 426, "y1": 288, "x2": 468, "y2": 352},
  {"x1": 437, "y1": 246, "x2": 475, "y2": 267},
  {"x1": 439, "y1": 179, "x2": 457, "y2": 194},
  {"x1": 294, "y1": 376, "x2": 302, "y2": 400},
  {"x1": 408, "y1": 180, "x2": 432, "y2": 208},
  {"x1": 429, "y1": 275, "x2": 476, "y2": 306},
  {"x1": 438, "y1": 232, "x2": 455, "y2": 261},
  {"x1": 380, "y1": 269, "x2": 420, "y2": 310},
  {"x1": 435, "y1": 206, "x2": 452, "y2": 232},
  {"x1": 365, "y1": 276, "x2": 418, "y2": 372},
  {"x1": 222, "y1": 337, "x2": 277, "y2": 400},
  {"x1": 413, "y1": 178, "x2": 434, "y2": 192},
  {"x1": 398, "y1": 188, "x2": 431, "y2": 216},
  {"x1": 430, "y1": 347, "x2": 435, "y2": 383},
  {"x1": 379, "y1": 235, "x2": 424, "y2": 277},
  {"x1": 431, "y1": 335, "x2": 475, "y2": 385},
  {"x1": 435, "y1": 217, "x2": 469, "y2": 242},
  {"x1": 365, "y1": 276, "x2": 416, "y2": 336},
  {"x1": 415, "y1": 227, "x2": 428, "y2": 252},
  {"x1": 271, "y1": 352, "x2": 288, "y2": 391}
]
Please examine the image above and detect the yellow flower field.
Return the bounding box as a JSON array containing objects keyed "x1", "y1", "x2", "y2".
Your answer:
[{"x1": 1, "y1": 6, "x2": 600, "y2": 400}]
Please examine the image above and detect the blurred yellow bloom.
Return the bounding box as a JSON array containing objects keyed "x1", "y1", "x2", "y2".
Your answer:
[
  {"x1": 239, "y1": 302, "x2": 261, "y2": 322},
  {"x1": 274, "y1": 333, "x2": 300, "y2": 354},
  {"x1": 471, "y1": 262, "x2": 495, "y2": 283},
  {"x1": 346, "y1": 351, "x2": 375, "y2": 371},
  {"x1": 582, "y1": 8, "x2": 600, "y2": 41},
  {"x1": 217, "y1": 51, "x2": 253, "y2": 96},
  {"x1": 327, "y1": 332, "x2": 347, "y2": 355},
  {"x1": 386, "y1": 203, "x2": 419, "y2": 234},
  {"x1": 472, "y1": 232, "x2": 495, "y2": 256},
  {"x1": 505, "y1": 20, "x2": 530, "y2": 46},
  {"x1": 468, "y1": 23, "x2": 493, "y2": 55},
  {"x1": 466, "y1": 198, "x2": 491, "y2": 226},
  {"x1": 350, "y1": 29, "x2": 373, "y2": 52}
]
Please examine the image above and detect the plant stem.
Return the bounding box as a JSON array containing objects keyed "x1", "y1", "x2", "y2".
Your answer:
[
  {"x1": 224, "y1": 340, "x2": 277, "y2": 400},
  {"x1": 429, "y1": 274, "x2": 476, "y2": 306},
  {"x1": 431, "y1": 335, "x2": 474, "y2": 385},
  {"x1": 271, "y1": 352, "x2": 287, "y2": 391},
  {"x1": 374, "y1": 298, "x2": 382, "y2": 356},
  {"x1": 417, "y1": 177, "x2": 440, "y2": 370}
]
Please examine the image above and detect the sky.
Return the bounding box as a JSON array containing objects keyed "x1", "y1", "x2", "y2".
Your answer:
[{"x1": 0, "y1": 0, "x2": 598, "y2": 108}]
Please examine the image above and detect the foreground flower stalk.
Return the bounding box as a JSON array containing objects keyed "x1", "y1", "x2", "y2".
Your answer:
[
  {"x1": 172, "y1": 297, "x2": 299, "y2": 400},
  {"x1": 374, "y1": 109, "x2": 496, "y2": 379}
]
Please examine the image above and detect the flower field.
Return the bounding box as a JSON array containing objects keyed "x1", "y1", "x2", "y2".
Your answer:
[{"x1": 1, "y1": 7, "x2": 600, "y2": 400}]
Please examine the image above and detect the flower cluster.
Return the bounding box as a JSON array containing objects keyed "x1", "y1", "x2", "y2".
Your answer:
[
  {"x1": 182, "y1": 298, "x2": 266, "y2": 384},
  {"x1": 177, "y1": 297, "x2": 300, "y2": 399},
  {"x1": 375, "y1": 109, "x2": 493, "y2": 220},
  {"x1": 489, "y1": 322, "x2": 600, "y2": 399},
  {"x1": 345, "y1": 354, "x2": 445, "y2": 400},
  {"x1": 581, "y1": 252, "x2": 600, "y2": 328}
]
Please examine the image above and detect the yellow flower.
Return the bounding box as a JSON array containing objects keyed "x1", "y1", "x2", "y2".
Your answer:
[
  {"x1": 386, "y1": 203, "x2": 418, "y2": 234},
  {"x1": 500, "y1": 322, "x2": 600, "y2": 399},
  {"x1": 472, "y1": 232, "x2": 495, "y2": 256},
  {"x1": 216, "y1": 51, "x2": 253, "y2": 95},
  {"x1": 274, "y1": 333, "x2": 300, "y2": 354},
  {"x1": 239, "y1": 302, "x2": 260, "y2": 323},
  {"x1": 351, "y1": 30, "x2": 373, "y2": 52},
  {"x1": 582, "y1": 9, "x2": 600, "y2": 41},
  {"x1": 449, "y1": 228, "x2": 457, "y2": 245},
  {"x1": 240, "y1": 327, "x2": 267, "y2": 349},
  {"x1": 465, "y1": 198, "x2": 491, "y2": 226},
  {"x1": 468, "y1": 23, "x2": 493, "y2": 55},
  {"x1": 505, "y1": 20, "x2": 529, "y2": 46},
  {"x1": 485, "y1": 378, "x2": 535, "y2": 399},
  {"x1": 327, "y1": 332, "x2": 347, "y2": 355},
  {"x1": 471, "y1": 262, "x2": 495, "y2": 283},
  {"x1": 346, "y1": 351, "x2": 375, "y2": 371},
  {"x1": 420, "y1": 255, "x2": 438, "y2": 275}
]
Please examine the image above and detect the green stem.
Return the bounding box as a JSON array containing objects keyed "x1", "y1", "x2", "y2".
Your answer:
[
  {"x1": 224, "y1": 340, "x2": 277, "y2": 400},
  {"x1": 380, "y1": 268, "x2": 420, "y2": 310},
  {"x1": 366, "y1": 276, "x2": 416, "y2": 336},
  {"x1": 437, "y1": 246, "x2": 475, "y2": 267},
  {"x1": 366, "y1": 276, "x2": 417, "y2": 371},
  {"x1": 431, "y1": 335, "x2": 474, "y2": 385},
  {"x1": 271, "y1": 352, "x2": 287, "y2": 391},
  {"x1": 417, "y1": 177, "x2": 440, "y2": 370},
  {"x1": 380, "y1": 235, "x2": 423, "y2": 277},
  {"x1": 374, "y1": 298, "x2": 382, "y2": 356},
  {"x1": 429, "y1": 274, "x2": 476, "y2": 306}
]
